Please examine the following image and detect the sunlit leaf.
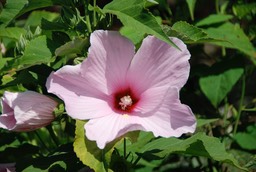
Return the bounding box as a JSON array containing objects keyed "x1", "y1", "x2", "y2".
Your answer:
[
  {"x1": 0, "y1": 0, "x2": 28, "y2": 28},
  {"x1": 103, "y1": 0, "x2": 179, "y2": 49},
  {"x1": 196, "y1": 14, "x2": 233, "y2": 27},
  {"x1": 15, "y1": 35, "x2": 52, "y2": 68},
  {"x1": 55, "y1": 38, "x2": 88, "y2": 56},
  {"x1": 0, "y1": 27, "x2": 26, "y2": 40},
  {"x1": 141, "y1": 132, "x2": 247, "y2": 171},
  {"x1": 234, "y1": 125, "x2": 256, "y2": 150},
  {"x1": 24, "y1": 11, "x2": 59, "y2": 28},
  {"x1": 74, "y1": 120, "x2": 116, "y2": 172},
  {"x1": 204, "y1": 22, "x2": 256, "y2": 63}
]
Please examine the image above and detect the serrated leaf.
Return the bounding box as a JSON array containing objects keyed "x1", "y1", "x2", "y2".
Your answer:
[
  {"x1": 141, "y1": 132, "x2": 247, "y2": 171},
  {"x1": 204, "y1": 22, "x2": 256, "y2": 63},
  {"x1": 186, "y1": 0, "x2": 197, "y2": 21},
  {"x1": 0, "y1": 0, "x2": 28, "y2": 28},
  {"x1": 55, "y1": 38, "x2": 88, "y2": 56},
  {"x1": 74, "y1": 120, "x2": 116, "y2": 172},
  {"x1": 196, "y1": 14, "x2": 233, "y2": 27},
  {"x1": 16, "y1": 35, "x2": 52, "y2": 68},
  {"x1": 120, "y1": 26, "x2": 145, "y2": 45},
  {"x1": 164, "y1": 21, "x2": 219, "y2": 43},
  {"x1": 0, "y1": 27, "x2": 26, "y2": 40},
  {"x1": 103, "y1": 0, "x2": 179, "y2": 49},
  {"x1": 199, "y1": 60, "x2": 244, "y2": 107}
]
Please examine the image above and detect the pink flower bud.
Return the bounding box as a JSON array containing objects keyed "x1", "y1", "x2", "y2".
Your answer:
[{"x1": 0, "y1": 91, "x2": 58, "y2": 132}]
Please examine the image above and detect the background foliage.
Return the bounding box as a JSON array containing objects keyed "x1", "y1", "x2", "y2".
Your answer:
[{"x1": 0, "y1": 0, "x2": 255, "y2": 171}]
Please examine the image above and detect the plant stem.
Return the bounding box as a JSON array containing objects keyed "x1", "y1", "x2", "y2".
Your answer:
[
  {"x1": 215, "y1": 0, "x2": 220, "y2": 14},
  {"x1": 46, "y1": 125, "x2": 59, "y2": 146},
  {"x1": 93, "y1": 0, "x2": 97, "y2": 27},
  {"x1": 124, "y1": 138, "x2": 126, "y2": 159},
  {"x1": 34, "y1": 130, "x2": 50, "y2": 152},
  {"x1": 84, "y1": 0, "x2": 92, "y2": 33},
  {"x1": 233, "y1": 74, "x2": 246, "y2": 134}
]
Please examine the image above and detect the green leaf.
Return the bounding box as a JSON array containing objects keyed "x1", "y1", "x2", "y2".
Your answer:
[
  {"x1": 164, "y1": 21, "x2": 219, "y2": 43},
  {"x1": 232, "y1": 3, "x2": 256, "y2": 19},
  {"x1": 55, "y1": 38, "x2": 89, "y2": 56},
  {"x1": 74, "y1": 120, "x2": 116, "y2": 172},
  {"x1": 199, "y1": 60, "x2": 244, "y2": 107},
  {"x1": 0, "y1": 0, "x2": 28, "y2": 28},
  {"x1": 24, "y1": 11, "x2": 59, "y2": 28},
  {"x1": 103, "y1": 0, "x2": 179, "y2": 49},
  {"x1": 186, "y1": 0, "x2": 197, "y2": 21},
  {"x1": 141, "y1": 132, "x2": 247, "y2": 171},
  {"x1": 196, "y1": 14, "x2": 233, "y2": 27},
  {"x1": 204, "y1": 22, "x2": 256, "y2": 63},
  {"x1": 0, "y1": 27, "x2": 26, "y2": 40},
  {"x1": 120, "y1": 26, "x2": 145, "y2": 46},
  {"x1": 197, "y1": 118, "x2": 219, "y2": 128},
  {"x1": 15, "y1": 35, "x2": 52, "y2": 68},
  {"x1": 234, "y1": 125, "x2": 256, "y2": 150}
]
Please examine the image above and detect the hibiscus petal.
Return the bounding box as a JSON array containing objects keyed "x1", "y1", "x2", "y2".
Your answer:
[
  {"x1": 84, "y1": 114, "x2": 144, "y2": 149},
  {"x1": 0, "y1": 112, "x2": 16, "y2": 130},
  {"x1": 127, "y1": 36, "x2": 190, "y2": 94},
  {"x1": 81, "y1": 30, "x2": 135, "y2": 94},
  {"x1": 137, "y1": 87, "x2": 196, "y2": 137},
  {"x1": 46, "y1": 65, "x2": 113, "y2": 120}
]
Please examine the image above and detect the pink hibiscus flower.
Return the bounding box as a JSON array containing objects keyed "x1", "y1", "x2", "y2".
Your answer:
[
  {"x1": 46, "y1": 30, "x2": 196, "y2": 149},
  {"x1": 0, "y1": 91, "x2": 57, "y2": 132}
]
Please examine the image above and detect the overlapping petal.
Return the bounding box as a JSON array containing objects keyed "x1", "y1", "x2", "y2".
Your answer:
[
  {"x1": 46, "y1": 64, "x2": 113, "y2": 120},
  {"x1": 127, "y1": 36, "x2": 190, "y2": 94},
  {"x1": 82, "y1": 30, "x2": 135, "y2": 94}
]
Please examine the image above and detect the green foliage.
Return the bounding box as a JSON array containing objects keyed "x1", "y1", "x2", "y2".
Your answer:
[
  {"x1": 0, "y1": 0, "x2": 255, "y2": 171},
  {"x1": 0, "y1": 0, "x2": 28, "y2": 28},
  {"x1": 199, "y1": 59, "x2": 244, "y2": 107},
  {"x1": 74, "y1": 120, "x2": 116, "y2": 172},
  {"x1": 103, "y1": 0, "x2": 179, "y2": 49}
]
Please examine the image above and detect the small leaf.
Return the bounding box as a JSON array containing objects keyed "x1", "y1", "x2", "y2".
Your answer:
[
  {"x1": 232, "y1": 3, "x2": 256, "y2": 19},
  {"x1": 0, "y1": 0, "x2": 28, "y2": 28},
  {"x1": 234, "y1": 125, "x2": 256, "y2": 150},
  {"x1": 199, "y1": 60, "x2": 244, "y2": 107},
  {"x1": 74, "y1": 120, "x2": 116, "y2": 172},
  {"x1": 196, "y1": 14, "x2": 233, "y2": 27},
  {"x1": 186, "y1": 0, "x2": 197, "y2": 21},
  {"x1": 103, "y1": 0, "x2": 179, "y2": 49}
]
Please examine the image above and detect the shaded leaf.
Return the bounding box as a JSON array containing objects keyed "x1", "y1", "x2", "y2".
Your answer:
[
  {"x1": 186, "y1": 0, "x2": 197, "y2": 21},
  {"x1": 103, "y1": 0, "x2": 179, "y2": 49},
  {"x1": 197, "y1": 118, "x2": 219, "y2": 128},
  {"x1": 232, "y1": 3, "x2": 256, "y2": 19},
  {"x1": 199, "y1": 60, "x2": 244, "y2": 107}
]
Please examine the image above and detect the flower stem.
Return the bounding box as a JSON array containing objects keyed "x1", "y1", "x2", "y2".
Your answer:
[
  {"x1": 233, "y1": 74, "x2": 246, "y2": 135},
  {"x1": 93, "y1": 0, "x2": 97, "y2": 28},
  {"x1": 34, "y1": 130, "x2": 50, "y2": 152},
  {"x1": 84, "y1": 0, "x2": 92, "y2": 33}
]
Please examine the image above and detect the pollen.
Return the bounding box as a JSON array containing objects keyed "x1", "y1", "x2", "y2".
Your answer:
[{"x1": 119, "y1": 95, "x2": 133, "y2": 110}]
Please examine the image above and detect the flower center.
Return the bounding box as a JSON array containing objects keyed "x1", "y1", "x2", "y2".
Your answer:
[
  {"x1": 119, "y1": 95, "x2": 133, "y2": 110},
  {"x1": 113, "y1": 88, "x2": 138, "y2": 113}
]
